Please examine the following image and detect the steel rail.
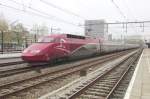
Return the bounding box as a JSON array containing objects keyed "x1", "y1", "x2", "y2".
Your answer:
[
  {"x1": 105, "y1": 50, "x2": 142, "y2": 99},
  {"x1": 67, "y1": 50, "x2": 140, "y2": 99},
  {"x1": 0, "y1": 50, "x2": 133, "y2": 98},
  {"x1": 0, "y1": 50, "x2": 131, "y2": 78},
  {"x1": 0, "y1": 61, "x2": 25, "y2": 67}
]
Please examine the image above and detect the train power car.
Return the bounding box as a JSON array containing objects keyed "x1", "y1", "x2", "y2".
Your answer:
[{"x1": 22, "y1": 34, "x2": 139, "y2": 62}]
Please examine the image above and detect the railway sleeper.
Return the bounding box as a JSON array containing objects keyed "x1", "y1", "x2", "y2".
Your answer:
[
  {"x1": 0, "y1": 89, "x2": 13, "y2": 95},
  {"x1": 119, "y1": 84, "x2": 129, "y2": 88},
  {"x1": 104, "y1": 78, "x2": 121, "y2": 81},
  {"x1": 75, "y1": 86, "x2": 83, "y2": 90},
  {"x1": 77, "y1": 85, "x2": 85, "y2": 88},
  {"x1": 112, "y1": 93, "x2": 125, "y2": 98},
  {"x1": 102, "y1": 76, "x2": 120, "y2": 79},
  {"x1": 118, "y1": 84, "x2": 129, "y2": 88},
  {"x1": 101, "y1": 75, "x2": 117, "y2": 82},
  {"x1": 69, "y1": 89, "x2": 82, "y2": 95},
  {"x1": 59, "y1": 97, "x2": 66, "y2": 99},
  {"x1": 94, "y1": 85, "x2": 114, "y2": 90},
  {"x1": 108, "y1": 72, "x2": 124, "y2": 77},
  {"x1": 116, "y1": 87, "x2": 128, "y2": 91},
  {"x1": 94, "y1": 84, "x2": 113, "y2": 88},
  {"x1": 105, "y1": 72, "x2": 122, "y2": 75},
  {"x1": 95, "y1": 83, "x2": 116, "y2": 88},
  {"x1": 96, "y1": 81, "x2": 115, "y2": 85},
  {"x1": 92, "y1": 85, "x2": 112, "y2": 90},
  {"x1": 65, "y1": 93, "x2": 72, "y2": 97},
  {"x1": 85, "y1": 91, "x2": 107, "y2": 97},
  {"x1": 121, "y1": 78, "x2": 130, "y2": 82},
  {"x1": 96, "y1": 81, "x2": 111, "y2": 85},
  {"x1": 79, "y1": 94, "x2": 104, "y2": 99},
  {"x1": 87, "y1": 88, "x2": 110, "y2": 94},
  {"x1": 84, "y1": 91, "x2": 107, "y2": 97},
  {"x1": 113, "y1": 90, "x2": 126, "y2": 94}
]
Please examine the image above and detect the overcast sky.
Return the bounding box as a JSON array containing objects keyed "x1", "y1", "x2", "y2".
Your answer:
[{"x1": 0, "y1": 0, "x2": 150, "y2": 37}]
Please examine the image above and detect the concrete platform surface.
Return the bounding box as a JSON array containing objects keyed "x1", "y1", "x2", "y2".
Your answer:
[
  {"x1": 124, "y1": 49, "x2": 150, "y2": 99},
  {"x1": 0, "y1": 53, "x2": 21, "y2": 59}
]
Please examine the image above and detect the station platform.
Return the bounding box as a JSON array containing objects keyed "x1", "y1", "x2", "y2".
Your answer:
[
  {"x1": 0, "y1": 53, "x2": 21, "y2": 59},
  {"x1": 124, "y1": 49, "x2": 150, "y2": 99}
]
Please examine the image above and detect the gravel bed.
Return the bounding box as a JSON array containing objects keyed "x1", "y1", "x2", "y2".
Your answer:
[
  {"x1": 3, "y1": 51, "x2": 136, "y2": 99},
  {"x1": 0, "y1": 53, "x2": 117, "y2": 86},
  {"x1": 0, "y1": 63, "x2": 28, "y2": 72},
  {"x1": 0, "y1": 58, "x2": 22, "y2": 64},
  {"x1": 6, "y1": 73, "x2": 79, "y2": 99},
  {"x1": 0, "y1": 50, "x2": 134, "y2": 99}
]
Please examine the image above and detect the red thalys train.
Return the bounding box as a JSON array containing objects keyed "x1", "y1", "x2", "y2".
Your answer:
[{"x1": 22, "y1": 34, "x2": 139, "y2": 62}]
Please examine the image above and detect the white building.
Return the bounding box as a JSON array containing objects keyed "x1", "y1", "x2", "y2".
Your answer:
[{"x1": 84, "y1": 20, "x2": 108, "y2": 39}]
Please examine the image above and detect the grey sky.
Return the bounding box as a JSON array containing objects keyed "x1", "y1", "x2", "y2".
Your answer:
[{"x1": 0, "y1": 0, "x2": 150, "y2": 37}]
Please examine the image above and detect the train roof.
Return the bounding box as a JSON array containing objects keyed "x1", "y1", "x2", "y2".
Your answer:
[
  {"x1": 46, "y1": 34, "x2": 85, "y2": 39},
  {"x1": 44, "y1": 33, "x2": 104, "y2": 40}
]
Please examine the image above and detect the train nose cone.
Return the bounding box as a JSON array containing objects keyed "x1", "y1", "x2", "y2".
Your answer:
[{"x1": 22, "y1": 43, "x2": 52, "y2": 62}]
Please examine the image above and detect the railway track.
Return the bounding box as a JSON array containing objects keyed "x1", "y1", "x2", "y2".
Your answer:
[
  {"x1": 0, "y1": 50, "x2": 132, "y2": 78},
  {"x1": 0, "y1": 64, "x2": 48, "y2": 78},
  {"x1": 0, "y1": 58, "x2": 24, "y2": 67},
  {"x1": 0, "y1": 61, "x2": 24, "y2": 67},
  {"x1": 106, "y1": 50, "x2": 141, "y2": 99},
  {"x1": 64, "y1": 49, "x2": 142, "y2": 99},
  {"x1": 0, "y1": 49, "x2": 136, "y2": 99}
]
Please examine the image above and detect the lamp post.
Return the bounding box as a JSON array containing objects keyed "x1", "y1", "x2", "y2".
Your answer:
[
  {"x1": 50, "y1": 26, "x2": 60, "y2": 34},
  {"x1": 1, "y1": 30, "x2": 4, "y2": 54}
]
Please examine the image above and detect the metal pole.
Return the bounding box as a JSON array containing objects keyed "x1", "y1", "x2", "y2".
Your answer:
[
  {"x1": 1, "y1": 31, "x2": 4, "y2": 54},
  {"x1": 17, "y1": 31, "x2": 19, "y2": 45},
  {"x1": 106, "y1": 23, "x2": 108, "y2": 34},
  {"x1": 143, "y1": 23, "x2": 144, "y2": 32},
  {"x1": 25, "y1": 36, "x2": 28, "y2": 48},
  {"x1": 125, "y1": 23, "x2": 127, "y2": 34},
  {"x1": 34, "y1": 34, "x2": 37, "y2": 42},
  {"x1": 51, "y1": 26, "x2": 53, "y2": 34}
]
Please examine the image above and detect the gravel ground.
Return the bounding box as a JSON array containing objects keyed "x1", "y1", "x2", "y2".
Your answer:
[
  {"x1": 0, "y1": 50, "x2": 134, "y2": 99},
  {"x1": 0, "y1": 58, "x2": 22, "y2": 64},
  {"x1": 0, "y1": 53, "x2": 116, "y2": 86},
  {"x1": 0, "y1": 63, "x2": 28, "y2": 72},
  {"x1": 6, "y1": 72, "x2": 79, "y2": 99}
]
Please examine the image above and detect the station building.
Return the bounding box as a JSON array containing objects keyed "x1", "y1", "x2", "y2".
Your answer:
[{"x1": 84, "y1": 19, "x2": 108, "y2": 39}]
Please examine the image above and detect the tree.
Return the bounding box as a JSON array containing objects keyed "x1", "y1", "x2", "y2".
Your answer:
[
  {"x1": 0, "y1": 15, "x2": 8, "y2": 31},
  {"x1": 0, "y1": 15, "x2": 10, "y2": 44},
  {"x1": 31, "y1": 23, "x2": 49, "y2": 36},
  {"x1": 11, "y1": 23, "x2": 27, "y2": 45},
  {"x1": 39, "y1": 23, "x2": 49, "y2": 35},
  {"x1": 30, "y1": 23, "x2": 49, "y2": 42}
]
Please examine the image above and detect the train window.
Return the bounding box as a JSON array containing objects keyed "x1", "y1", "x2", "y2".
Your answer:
[
  {"x1": 67, "y1": 34, "x2": 85, "y2": 39},
  {"x1": 37, "y1": 37, "x2": 55, "y2": 43}
]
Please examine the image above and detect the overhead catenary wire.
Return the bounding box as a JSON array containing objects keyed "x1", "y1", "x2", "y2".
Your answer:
[
  {"x1": 28, "y1": 0, "x2": 33, "y2": 8},
  {"x1": 0, "y1": 3, "x2": 53, "y2": 20},
  {"x1": 40, "y1": 0, "x2": 86, "y2": 20},
  {"x1": 111, "y1": 0, "x2": 126, "y2": 20},
  {"x1": 9, "y1": 0, "x2": 80, "y2": 27},
  {"x1": 8, "y1": 0, "x2": 55, "y2": 18},
  {"x1": 121, "y1": 0, "x2": 145, "y2": 32},
  {"x1": 122, "y1": 0, "x2": 136, "y2": 20},
  {"x1": 0, "y1": 1, "x2": 81, "y2": 27},
  {"x1": 111, "y1": 0, "x2": 137, "y2": 34}
]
